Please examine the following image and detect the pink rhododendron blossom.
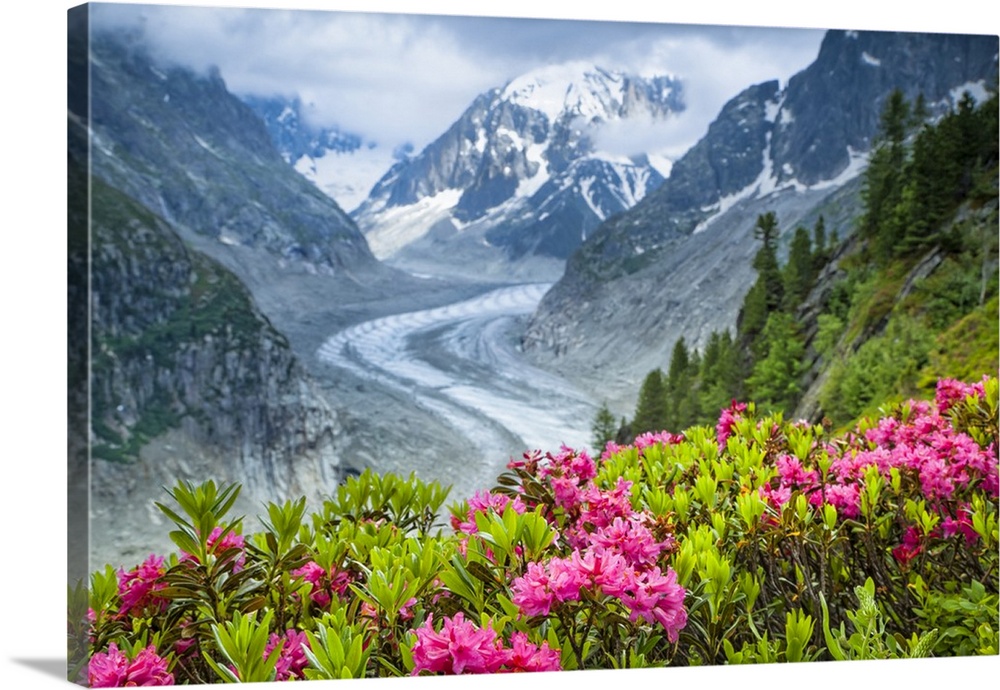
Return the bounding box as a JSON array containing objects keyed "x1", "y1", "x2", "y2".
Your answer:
[
  {"x1": 940, "y1": 511, "x2": 978, "y2": 544},
  {"x1": 935, "y1": 377, "x2": 987, "y2": 414},
  {"x1": 759, "y1": 482, "x2": 792, "y2": 510},
  {"x1": 717, "y1": 400, "x2": 747, "y2": 449},
  {"x1": 411, "y1": 613, "x2": 506, "y2": 675},
  {"x1": 265, "y1": 629, "x2": 311, "y2": 681},
  {"x1": 117, "y1": 555, "x2": 168, "y2": 617},
  {"x1": 619, "y1": 567, "x2": 688, "y2": 642},
  {"x1": 634, "y1": 431, "x2": 685, "y2": 451},
  {"x1": 579, "y1": 478, "x2": 635, "y2": 529},
  {"x1": 568, "y1": 548, "x2": 630, "y2": 598},
  {"x1": 511, "y1": 561, "x2": 558, "y2": 617},
  {"x1": 600, "y1": 441, "x2": 623, "y2": 461},
  {"x1": 545, "y1": 556, "x2": 588, "y2": 603},
  {"x1": 776, "y1": 455, "x2": 819, "y2": 487},
  {"x1": 89, "y1": 643, "x2": 174, "y2": 687},
  {"x1": 292, "y1": 561, "x2": 352, "y2": 608},
  {"x1": 504, "y1": 632, "x2": 561, "y2": 673},
  {"x1": 892, "y1": 526, "x2": 924, "y2": 566},
  {"x1": 588, "y1": 516, "x2": 665, "y2": 569},
  {"x1": 179, "y1": 527, "x2": 246, "y2": 571},
  {"x1": 89, "y1": 643, "x2": 129, "y2": 687},
  {"x1": 550, "y1": 475, "x2": 584, "y2": 509},
  {"x1": 452, "y1": 491, "x2": 527, "y2": 534},
  {"x1": 811, "y1": 483, "x2": 861, "y2": 519}
]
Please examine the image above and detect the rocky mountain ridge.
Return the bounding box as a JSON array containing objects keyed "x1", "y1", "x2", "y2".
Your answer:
[{"x1": 523, "y1": 29, "x2": 999, "y2": 408}]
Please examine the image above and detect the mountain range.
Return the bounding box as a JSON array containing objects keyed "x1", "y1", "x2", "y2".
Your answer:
[
  {"x1": 71, "y1": 17, "x2": 999, "y2": 564},
  {"x1": 521, "y1": 29, "x2": 999, "y2": 406}
]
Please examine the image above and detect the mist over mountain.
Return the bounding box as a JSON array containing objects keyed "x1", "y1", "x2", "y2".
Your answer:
[
  {"x1": 86, "y1": 32, "x2": 376, "y2": 272},
  {"x1": 523, "y1": 30, "x2": 999, "y2": 406},
  {"x1": 242, "y1": 95, "x2": 403, "y2": 213}
]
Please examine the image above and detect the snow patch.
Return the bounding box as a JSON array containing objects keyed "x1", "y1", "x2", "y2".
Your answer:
[
  {"x1": 514, "y1": 141, "x2": 551, "y2": 198},
  {"x1": 950, "y1": 80, "x2": 990, "y2": 106},
  {"x1": 647, "y1": 153, "x2": 674, "y2": 178},
  {"x1": 765, "y1": 96, "x2": 784, "y2": 123},
  {"x1": 192, "y1": 134, "x2": 223, "y2": 158},
  {"x1": 294, "y1": 145, "x2": 397, "y2": 213},
  {"x1": 861, "y1": 51, "x2": 882, "y2": 67},
  {"x1": 360, "y1": 188, "x2": 463, "y2": 258},
  {"x1": 502, "y1": 62, "x2": 631, "y2": 123}
]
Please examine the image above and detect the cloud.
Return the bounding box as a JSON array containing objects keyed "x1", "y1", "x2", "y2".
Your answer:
[{"x1": 89, "y1": 4, "x2": 824, "y2": 156}]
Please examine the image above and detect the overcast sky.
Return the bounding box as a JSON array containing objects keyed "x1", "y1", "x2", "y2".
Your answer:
[{"x1": 89, "y1": 2, "x2": 828, "y2": 158}]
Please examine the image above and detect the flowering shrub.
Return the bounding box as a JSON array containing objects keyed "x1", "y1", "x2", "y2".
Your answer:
[{"x1": 69, "y1": 376, "x2": 999, "y2": 684}]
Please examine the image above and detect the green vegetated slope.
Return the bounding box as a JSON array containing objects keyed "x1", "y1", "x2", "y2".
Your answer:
[{"x1": 600, "y1": 88, "x2": 999, "y2": 445}]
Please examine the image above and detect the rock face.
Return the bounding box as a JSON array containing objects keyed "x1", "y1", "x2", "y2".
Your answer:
[
  {"x1": 351, "y1": 63, "x2": 682, "y2": 278},
  {"x1": 523, "y1": 30, "x2": 999, "y2": 406},
  {"x1": 86, "y1": 175, "x2": 346, "y2": 568}
]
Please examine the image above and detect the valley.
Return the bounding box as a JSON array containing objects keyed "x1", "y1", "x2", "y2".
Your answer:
[
  {"x1": 74, "y1": 12, "x2": 998, "y2": 572},
  {"x1": 312, "y1": 280, "x2": 598, "y2": 504}
]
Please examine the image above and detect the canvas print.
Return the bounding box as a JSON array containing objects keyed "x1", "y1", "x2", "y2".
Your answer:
[{"x1": 67, "y1": 2, "x2": 999, "y2": 686}]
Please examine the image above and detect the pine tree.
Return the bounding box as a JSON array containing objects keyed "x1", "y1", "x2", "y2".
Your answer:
[
  {"x1": 752, "y1": 212, "x2": 784, "y2": 312},
  {"x1": 745, "y1": 312, "x2": 805, "y2": 415},
  {"x1": 783, "y1": 226, "x2": 815, "y2": 308},
  {"x1": 633, "y1": 368, "x2": 668, "y2": 434},
  {"x1": 591, "y1": 402, "x2": 618, "y2": 454},
  {"x1": 699, "y1": 330, "x2": 743, "y2": 419},
  {"x1": 862, "y1": 89, "x2": 911, "y2": 264},
  {"x1": 812, "y1": 215, "x2": 828, "y2": 271},
  {"x1": 665, "y1": 337, "x2": 700, "y2": 431}
]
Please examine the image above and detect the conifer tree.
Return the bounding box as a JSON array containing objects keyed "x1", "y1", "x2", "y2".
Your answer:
[
  {"x1": 633, "y1": 368, "x2": 668, "y2": 434},
  {"x1": 783, "y1": 226, "x2": 815, "y2": 308},
  {"x1": 665, "y1": 337, "x2": 701, "y2": 431},
  {"x1": 812, "y1": 215, "x2": 828, "y2": 270},
  {"x1": 591, "y1": 402, "x2": 618, "y2": 454},
  {"x1": 745, "y1": 312, "x2": 804, "y2": 415},
  {"x1": 862, "y1": 89, "x2": 911, "y2": 264},
  {"x1": 699, "y1": 330, "x2": 742, "y2": 420}
]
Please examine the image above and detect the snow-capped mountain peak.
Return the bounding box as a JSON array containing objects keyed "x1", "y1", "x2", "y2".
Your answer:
[
  {"x1": 503, "y1": 62, "x2": 680, "y2": 124},
  {"x1": 350, "y1": 62, "x2": 685, "y2": 275}
]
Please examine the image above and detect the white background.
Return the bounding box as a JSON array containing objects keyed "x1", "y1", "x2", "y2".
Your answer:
[{"x1": 1, "y1": 1, "x2": 997, "y2": 689}]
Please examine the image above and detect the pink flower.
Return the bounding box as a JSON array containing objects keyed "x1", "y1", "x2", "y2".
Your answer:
[
  {"x1": 265, "y1": 629, "x2": 311, "y2": 681},
  {"x1": 716, "y1": 400, "x2": 747, "y2": 450},
  {"x1": 511, "y1": 562, "x2": 558, "y2": 617},
  {"x1": 892, "y1": 526, "x2": 924, "y2": 566},
  {"x1": 634, "y1": 431, "x2": 685, "y2": 451},
  {"x1": 411, "y1": 613, "x2": 506, "y2": 675},
  {"x1": 579, "y1": 478, "x2": 634, "y2": 530},
  {"x1": 550, "y1": 476, "x2": 583, "y2": 509},
  {"x1": 292, "y1": 560, "x2": 352, "y2": 609},
  {"x1": 618, "y1": 567, "x2": 688, "y2": 643},
  {"x1": 89, "y1": 643, "x2": 129, "y2": 687},
  {"x1": 935, "y1": 377, "x2": 986, "y2": 414},
  {"x1": 452, "y1": 491, "x2": 527, "y2": 534},
  {"x1": 89, "y1": 643, "x2": 174, "y2": 687},
  {"x1": 568, "y1": 548, "x2": 630, "y2": 598},
  {"x1": 776, "y1": 455, "x2": 819, "y2": 488},
  {"x1": 117, "y1": 555, "x2": 168, "y2": 618},
  {"x1": 588, "y1": 516, "x2": 666, "y2": 569},
  {"x1": 180, "y1": 527, "x2": 246, "y2": 571},
  {"x1": 504, "y1": 632, "x2": 561, "y2": 673}
]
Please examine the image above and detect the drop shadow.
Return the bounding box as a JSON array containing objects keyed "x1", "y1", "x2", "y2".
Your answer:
[{"x1": 10, "y1": 658, "x2": 69, "y2": 682}]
